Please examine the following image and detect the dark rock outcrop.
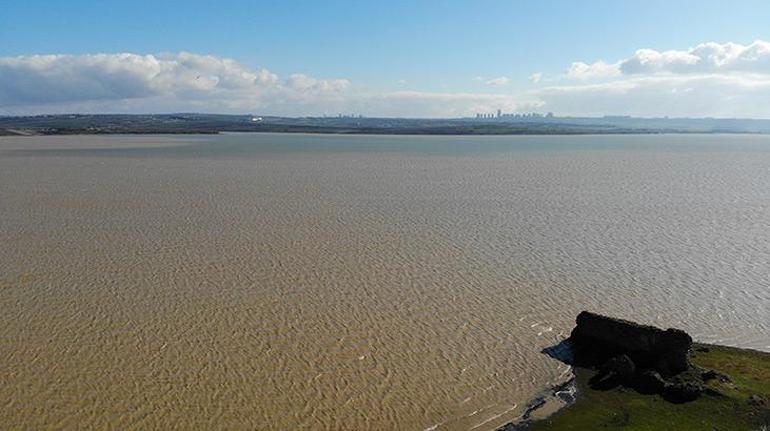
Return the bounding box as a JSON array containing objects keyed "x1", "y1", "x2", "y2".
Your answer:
[
  {"x1": 635, "y1": 370, "x2": 666, "y2": 394},
  {"x1": 590, "y1": 354, "x2": 637, "y2": 389},
  {"x1": 565, "y1": 311, "x2": 723, "y2": 403},
  {"x1": 569, "y1": 311, "x2": 692, "y2": 376},
  {"x1": 663, "y1": 382, "x2": 704, "y2": 403},
  {"x1": 603, "y1": 354, "x2": 636, "y2": 384},
  {"x1": 702, "y1": 369, "x2": 731, "y2": 383}
]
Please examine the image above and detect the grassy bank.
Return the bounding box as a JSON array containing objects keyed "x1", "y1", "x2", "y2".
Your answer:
[{"x1": 529, "y1": 343, "x2": 770, "y2": 430}]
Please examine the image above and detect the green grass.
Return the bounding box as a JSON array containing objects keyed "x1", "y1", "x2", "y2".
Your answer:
[{"x1": 530, "y1": 344, "x2": 770, "y2": 430}]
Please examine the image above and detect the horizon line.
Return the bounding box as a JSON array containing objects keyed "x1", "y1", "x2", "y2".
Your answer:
[{"x1": 4, "y1": 112, "x2": 770, "y2": 122}]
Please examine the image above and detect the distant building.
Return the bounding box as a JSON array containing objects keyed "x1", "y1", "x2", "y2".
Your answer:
[{"x1": 473, "y1": 110, "x2": 556, "y2": 121}]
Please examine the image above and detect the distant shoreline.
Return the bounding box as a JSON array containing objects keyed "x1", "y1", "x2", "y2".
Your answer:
[
  {"x1": 2, "y1": 128, "x2": 764, "y2": 137},
  {"x1": 3, "y1": 113, "x2": 770, "y2": 136},
  {"x1": 4, "y1": 130, "x2": 766, "y2": 138}
]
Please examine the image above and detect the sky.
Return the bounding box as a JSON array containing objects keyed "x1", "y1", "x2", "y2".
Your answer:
[{"x1": 2, "y1": 0, "x2": 770, "y2": 118}]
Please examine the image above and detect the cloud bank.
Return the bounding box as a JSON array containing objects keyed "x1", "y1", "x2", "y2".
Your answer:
[
  {"x1": 566, "y1": 40, "x2": 770, "y2": 79},
  {"x1": 0, "y1": 53, "x2": 353, "y2": 115},
  {"x1": 540, "y1": 40, "x2": 770, "y2": 117},
  {"x1": 0, "y1": 52, "x2": 526, "y2": 117},
  {"x1": 3, "y1": 41, "x2": 770, "y2": 117}
]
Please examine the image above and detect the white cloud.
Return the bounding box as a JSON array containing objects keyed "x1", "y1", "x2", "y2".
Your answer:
[
  {"x1": 485, "y1": 76, "x2": 510, "y2": 86},
  {"x1": 619, "y1": 49, "x2": 700, "y2": 74},
  {"x1": 473, "y1": 76, "x2": 511, "y2": 86},
  {"x1": 538, "y1": 40, "x2": 770, "y2": 117},
  {"x1": 566, "y1": 60, "x2": 621, "y2": 80},
  {"x1": 0, "y1": 52, "x2": 543, "y2": 117},
  {"x1": 4, "y1": 41, "x2": 770, "y2": 118},
  {"x1": 569, "y1": 40, "x2": 770, "y2": 78},
  {"x1": 534, "y1": 73, "x2": 770, "y2": 117},
  {"x1": 0, "y1": 53, "x2": 350, "y2": 115},
  {"x1": 620, "y1": 40, "x2": 770, "y2": 74},
  {"x1": 286, "y1": 73, "x2": 350, "y2": 93}
]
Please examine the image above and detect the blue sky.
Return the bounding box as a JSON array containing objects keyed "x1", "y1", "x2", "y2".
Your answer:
[{"x1": 3, "y1": 0, "x2": 770, "y2": 117}]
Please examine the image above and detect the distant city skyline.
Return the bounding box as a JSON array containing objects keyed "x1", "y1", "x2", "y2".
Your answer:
[{"x1": 2, "y1": 0, "x2": 770, "y2": 118}]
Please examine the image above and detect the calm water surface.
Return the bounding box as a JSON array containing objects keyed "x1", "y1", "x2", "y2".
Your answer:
[{"x1": 1, "y1": 133, "x2": 769, "y2": 430}]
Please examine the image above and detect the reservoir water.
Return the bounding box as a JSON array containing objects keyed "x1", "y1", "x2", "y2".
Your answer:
[{"x1": 1, "y1": 133, "x2": 769, "y2": 430}]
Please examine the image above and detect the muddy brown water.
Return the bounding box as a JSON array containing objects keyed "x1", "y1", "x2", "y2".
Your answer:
[{"x1": 1, "y1": 133, "x2": 768, "y2": 430}]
